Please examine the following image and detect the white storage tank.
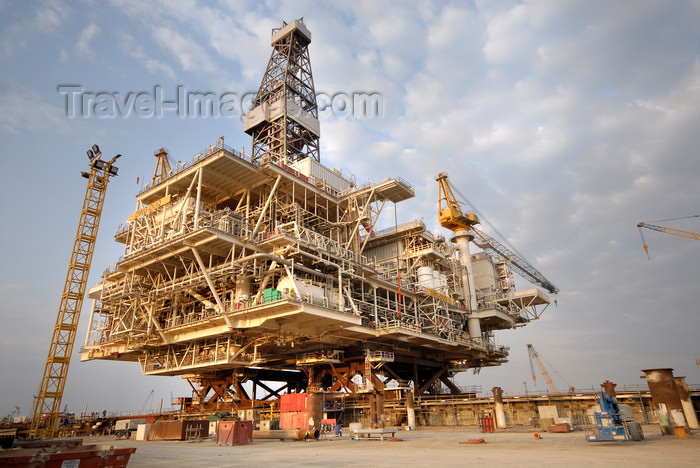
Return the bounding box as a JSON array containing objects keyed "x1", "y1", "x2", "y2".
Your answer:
[
  {"x1": 417, "y1": 267, "x2": 433, "y2": 289},
  {"x1": 277, "y1": 277, "x2": 337, "y2": 305},
  {"x1": 440, "y1": 273, "x2": 448, "y2": 292},
  {"x1": 432, "y1": 270, "x2": 441, "y2": 289}
]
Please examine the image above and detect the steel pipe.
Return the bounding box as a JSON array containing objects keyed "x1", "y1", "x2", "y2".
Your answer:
[{"x1": 253, "y1": 429, "x2": 319, "y2": 440}]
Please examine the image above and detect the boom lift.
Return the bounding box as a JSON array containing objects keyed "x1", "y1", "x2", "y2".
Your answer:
[
  {"x1": 637, "y1": 215, "x2": 700, "y2": 260},
  {"x1": 29, "y1": 145, "x2": 120, "y2": 439},
  {"x1": 586, "y1": 392, "x2": 644, "y2": 442}
]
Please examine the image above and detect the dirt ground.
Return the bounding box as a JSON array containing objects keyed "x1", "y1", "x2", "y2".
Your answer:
[{"x1": 95, "y1": 424, "x2": 699, "y2": 467}]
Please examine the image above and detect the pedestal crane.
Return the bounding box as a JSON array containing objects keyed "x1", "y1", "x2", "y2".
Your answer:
[
  {"x1": 637, "y1": 215, "x2": 700, "y2": 260},
  {"x1": 29, "y1": 145, "x2": 120, "y2": 439},
  {"x1": 435, "y1": 173, "x2": 559, "y2": 294}
]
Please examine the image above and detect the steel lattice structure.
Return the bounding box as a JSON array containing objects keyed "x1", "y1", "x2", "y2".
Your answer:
[
  {"x1": 30, "y1": 149, "x2": 119, "y2": 438},
  {"x1": 245, "y1": 19, "x2": 320, "y2": 165}
]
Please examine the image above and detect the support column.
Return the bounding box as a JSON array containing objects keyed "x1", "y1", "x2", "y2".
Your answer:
[
  {"x1": 642, "y1": 368, "x2": 688, "y2": 437},
  {"x1": 453, "y1": 229, "x2": 480, "y2": 341},
  {"x1": 674, "y1": 376, "x2": 699, "y2": 430},
  {"x1": 376, "y1": 392, "x2": 385, "y2": 428},
  {"x1": 308, "y1": 392, "x2": 322, "y2": 436},
  {"x1": 492, "y1": 387, "x2": 506, "y2": 429},
  {"x1": 406, "y1": 389, "x2": 416, "y2": 430}
]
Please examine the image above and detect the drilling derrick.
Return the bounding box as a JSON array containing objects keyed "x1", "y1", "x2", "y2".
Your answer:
[
  {"x1": 81, "y1": 19, "x2": 554, "y2": 417},
  {"x1": 245, "y1": 19, "x2": 320, "y2": 165}
]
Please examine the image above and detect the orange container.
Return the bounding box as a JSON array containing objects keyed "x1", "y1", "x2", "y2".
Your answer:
[{"x1": 216, "y1": 420, "x2": 253, "y2": 446}]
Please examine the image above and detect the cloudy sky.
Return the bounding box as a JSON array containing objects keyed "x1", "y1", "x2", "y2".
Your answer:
[{"x1": 1, "y1": 0, "x2": 699, "y2": 417}]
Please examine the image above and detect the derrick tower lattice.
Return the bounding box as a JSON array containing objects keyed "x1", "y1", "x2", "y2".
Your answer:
[{"x1": 245, "y1": 18, "x2": 320, "y2": 165}]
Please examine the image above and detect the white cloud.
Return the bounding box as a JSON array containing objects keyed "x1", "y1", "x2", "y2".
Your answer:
[
  {"x1": 75, "y1": 23, "x2": 100, "y2": 58},
  {"x1": 33, "y1": 0, "x2": 71, "y2": 32},
  {"x1": 0, "y1": 85, "x2": 74, "y2": 134},
  {"x1": 152, "y1": 26, "x2": 216, "y2": 74},
  {"x1": 118, "y1": 32, "x2": 175, "y2": 79}
]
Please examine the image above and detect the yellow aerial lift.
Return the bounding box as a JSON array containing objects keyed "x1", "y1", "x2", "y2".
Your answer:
[
  {"x1": 637, "y1": 215, "x2": 700, "y2": 260},
  {"x1": 29, "y1": 145, "x2": 120, "y2": 439}
]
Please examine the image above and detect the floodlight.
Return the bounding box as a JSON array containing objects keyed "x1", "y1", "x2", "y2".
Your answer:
[
  {"x1": 92, "y1": 144, "x2": 100, "y2": 154},
  {"x1": 93, "y1": 160, "x2": 105, "y2": 170},
  {"x1": 109, "y1": 166, "x2": 119, "y2": 176},
  {"x1": 87, "y1": 150, "x2": 94, "y2": 160}
]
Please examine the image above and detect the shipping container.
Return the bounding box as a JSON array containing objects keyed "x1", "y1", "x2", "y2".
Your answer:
[
  {"x1": 217, "y1": 420, "x2": 253, "y2": 446},
  {"x1": 150, "y1": 420, "x2": 208, "y2": 440},
  {"x1": 280, "y1": 393, "x2": 308, "y2": 413},
  {"x1": 263, "y1": 288, "x2": 281, "y2": 303},
  {"x1": 280, "y1": 412, "x2": 294, "y2": 430}
]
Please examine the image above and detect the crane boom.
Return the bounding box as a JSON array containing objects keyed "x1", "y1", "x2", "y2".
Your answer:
[
  {"x1": 637, "y1": 219, "x2": 700, "y2": 259},
  {"x1": 471, "y1": 228, "x2": 560, "y2": 294},
  {"x1": 527, "y1": 344, "x2": 559, "y2": 394},
  {"x1": 29, "y1": 146, "x2": 120, "y2": 439}
]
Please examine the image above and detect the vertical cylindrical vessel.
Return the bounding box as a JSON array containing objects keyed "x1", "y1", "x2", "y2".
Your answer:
[
  {"x1": 642, "y1": 368, "x2": 688, "y2": 436},
  {"x1": 673, "y1": 376, "x2": 699, "y2": 430},
  {"x1": 432, "y1": 270, "x2": 441, "y2": 289},
  {"x1": 492, "y1": 387, "x2": 506, "y2": 429},
  {"x1": 417, "y1": 267, "x2": 433, "y2": 289}
]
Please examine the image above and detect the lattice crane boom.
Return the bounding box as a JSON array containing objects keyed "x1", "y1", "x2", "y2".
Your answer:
[
  {"x1": 637, "y1": 217, "x2": 700, "y2": 260},
  {"x1": 471, "y1": 228, "x2": 560, "y2": 294},
  {"x1": 29, "y1": 146, "x2": 120, "y2": 439},
  {"x1": 527, "y1": 344, "x2": 559, "y2": 395}
]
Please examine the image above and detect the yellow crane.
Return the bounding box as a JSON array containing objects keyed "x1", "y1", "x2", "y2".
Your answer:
[
  {"x1": 637, "y1": 215, "x2": 700, "y2": 260},
  {"x1": 527, "y1": 344, "x2": 559, "y2": 395},
  {"x1": 29, "y1": 145, "x2": 120, "y2": 439},
  {"x1": 436, "y1": 173, "x2": 479, "y2": 231},
  {"x1": 435, "y1": 173, "x2": 559, "y2": 294}
]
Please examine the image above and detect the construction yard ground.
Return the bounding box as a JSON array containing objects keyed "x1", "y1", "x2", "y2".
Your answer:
[{"x1": 98, "y1": 424, "x2": 700, "y2": 467}]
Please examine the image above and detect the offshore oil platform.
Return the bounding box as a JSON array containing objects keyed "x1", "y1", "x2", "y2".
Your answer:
[{"x1": 79, "y1": 18, "x2": 557, "y2": 414}]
